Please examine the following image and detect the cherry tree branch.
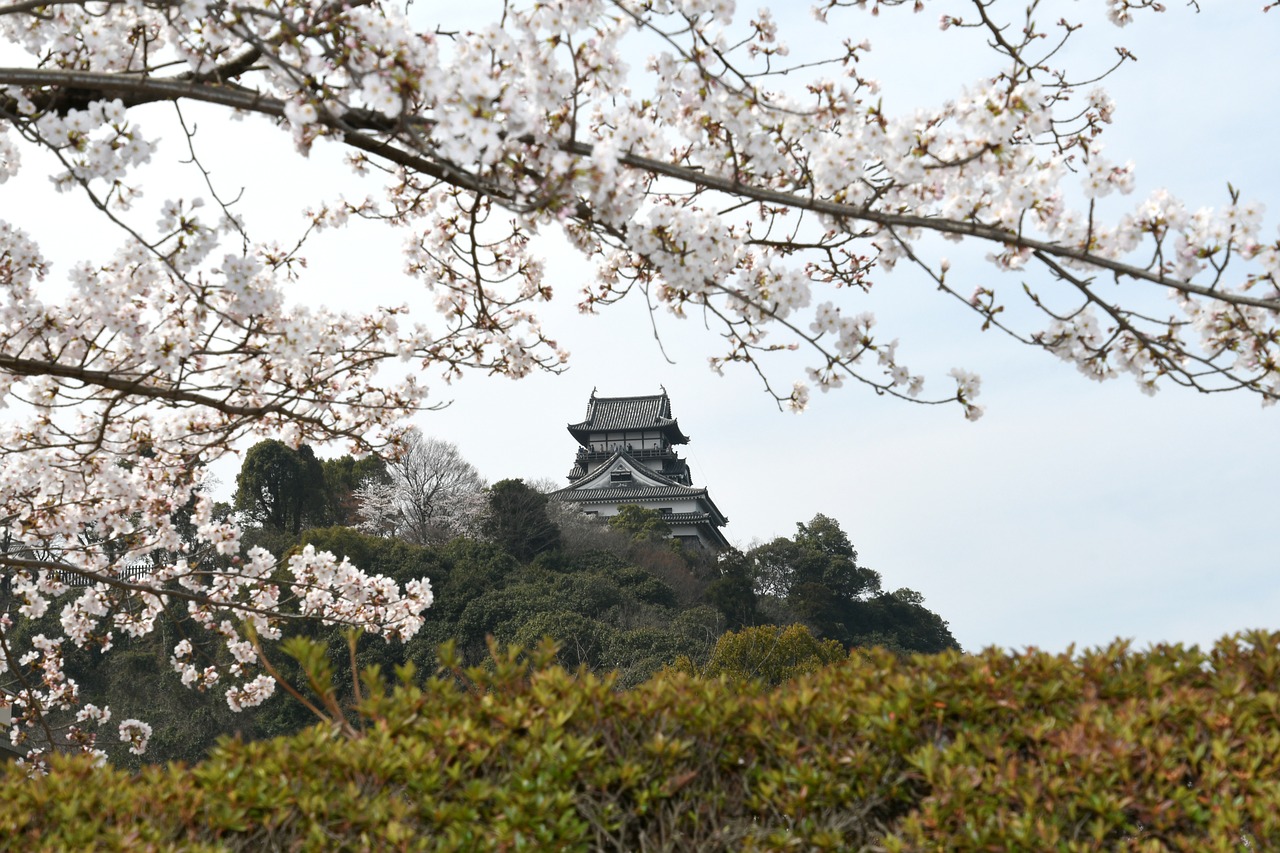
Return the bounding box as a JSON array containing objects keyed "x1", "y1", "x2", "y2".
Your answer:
[{"x1": 1, "y1": 68, "x2": 1274, "y2": 314}]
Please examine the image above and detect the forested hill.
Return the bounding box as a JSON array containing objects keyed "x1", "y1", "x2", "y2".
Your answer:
[{"x1": 9, "y1": 439, "x2": 956, "y2": 766}]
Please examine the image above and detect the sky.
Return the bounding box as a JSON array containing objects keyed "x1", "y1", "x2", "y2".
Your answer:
[{"x1": 5, "y1": 1, "x2": 1278, "y2": 655}]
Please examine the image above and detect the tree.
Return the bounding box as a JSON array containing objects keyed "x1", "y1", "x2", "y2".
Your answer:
[
  {"x1": 748, "y1": 519, "x2": 881, "y2": 603},
  {"x1": 234, "y1": 440, "x2": 329, "y2": 534},
  {"x1": 607, "y1": 505, "x2": 673, "y2": 543},
  {"x1": 703, "y1": 550, "x2": 760, "y2": 631},
  {"x1": 480, "y1": 480, "x2": 562, "y2": 563},
  {"x1": 1, "y1": 2, "x2": 1274, "y2": 419},
  {"x1": 321, "y1": 455, "x2": 389, "y2": 527},
  {"x1": 746, "y1": 514, "x2": 958, "y2": 654},
  {"x1": 355, "y1": 429, "x2": 485, "y2": 544},
  {"x1": 673, "y1": 624, "x2": 847, "y2": 687},
  {"x1": 0, "y1": 1, "x2": 1273, "y2": 762}
]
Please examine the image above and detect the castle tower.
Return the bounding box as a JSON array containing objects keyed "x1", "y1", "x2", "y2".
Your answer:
[{"x1": 551, "y1": 388, "x2": 730, "y2": 550}]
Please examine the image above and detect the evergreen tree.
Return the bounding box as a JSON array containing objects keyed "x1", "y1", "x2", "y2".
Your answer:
[
  {"x1": 480, "y1": 479, "x2": 561, "y2": 562},
  {"x1": 234, "y1": 440, "x2": 329, "y2": 534},
  {"x1": 747, "y1": 515, "x2": 959, "y2": 654}
]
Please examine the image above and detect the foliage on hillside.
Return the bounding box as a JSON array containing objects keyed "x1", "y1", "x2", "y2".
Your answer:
[
  {"x1": 672, "y1": 624, "x2": 847, "y2": 686},
  {"x1": 744, "y1": 514, "x2": 958, "y2": 655},
  {"x1": 0, "y1": 443, "x2": 956, "y2": 767},
  {"x1": 4, "y1": 633, "x2": 1280, "y2": 850}
]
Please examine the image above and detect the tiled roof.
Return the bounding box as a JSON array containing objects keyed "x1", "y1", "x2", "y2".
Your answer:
[
  {"x1": 554, "y1": 470, "x2": 729, "y2": 526},
  {"x1": 554, "y1": 485, "x2": 707, "y2": 503},
  {"x1": 664, "y1": 512, "x2": 733, "y2": 548},
  {"x1": 661, "y1": 512, "x2": 718, "y2": 525},
  {"x1": 568, "y1": 390, "x2": 690, "y2": 444},
  {"x1": 557, "y1": 448, "x2": 692, "y2": 491},
  {"x1": 553, "y1": 448, "x2": 729, "y2": 527}
]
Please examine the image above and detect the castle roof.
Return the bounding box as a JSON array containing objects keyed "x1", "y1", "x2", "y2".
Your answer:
[
  {"x1": 562, "y1": 484, "x2": 708, "y2": 503},
  {"x1": 567, "y1": 389, "x2": 690, "y2": 446},
  {"x1": 552, "y1": 448, "x2": 728, "y2": 527}
]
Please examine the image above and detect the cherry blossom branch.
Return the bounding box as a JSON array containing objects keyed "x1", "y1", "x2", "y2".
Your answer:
[
  {"x1": 587, "y1": 144, "x2": 1280, "y2": 310},
  {"x1": 0, "y1": 555, "x2": 299, "y2": 622},
  {"x1": 2, "y1": 68, "x2": 1274, "y2": 314}
]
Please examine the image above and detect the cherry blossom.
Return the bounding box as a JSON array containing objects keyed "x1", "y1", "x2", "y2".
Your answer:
[{"x1": 117, "y1": 719, "x2": 152, "y2": 756}]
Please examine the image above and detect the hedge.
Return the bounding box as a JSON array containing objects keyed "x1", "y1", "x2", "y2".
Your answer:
[{"x1": 2, "y1": 631, "x2": 1279, "y2": 850}]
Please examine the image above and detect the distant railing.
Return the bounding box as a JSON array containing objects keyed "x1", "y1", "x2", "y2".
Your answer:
[
  {"x1": 575, "y1": 446, "x2": 674, "y2": 461},
  {"x1": 50, "y1": 564, "x2": 155, "y2": 587}
]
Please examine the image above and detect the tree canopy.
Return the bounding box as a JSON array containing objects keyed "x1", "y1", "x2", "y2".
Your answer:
[
  {"x1": 480, "y1": 479, "x2": 563, "y2": 563},
  {"x1": 607, "y1": 505, "x2": 674, "y2": 543},
  {"x1": 234, "y1": 440, "x2": 328, "y2": 534},
  {"x1": 355, "y1": 429, "x2": 486, "y2": 544},
  {"x1": 746, "y1": 514, "x2": 959, "y2": 655}
]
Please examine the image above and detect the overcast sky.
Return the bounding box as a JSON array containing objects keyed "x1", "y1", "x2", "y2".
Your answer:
[{"x1": 8, "y1": 1, "x2": 1278, "y2": 654}]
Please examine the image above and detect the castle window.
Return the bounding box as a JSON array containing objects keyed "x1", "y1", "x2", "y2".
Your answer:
[{"x1": 610, "y1": 469, "x2": 632, "y2": 483}]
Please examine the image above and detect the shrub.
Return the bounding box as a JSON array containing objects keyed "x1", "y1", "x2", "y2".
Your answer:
[
  {"x1": 3, "y1": 632, "x2": 1280, "y2": 850},
  {"x1": 673, "y1": 623, "x2": 847, "y2": 686}
]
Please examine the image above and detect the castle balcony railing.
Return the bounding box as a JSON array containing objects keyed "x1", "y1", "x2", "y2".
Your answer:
[{"x1": 575, "y1": 446, "x2": 676, "y2": 462}]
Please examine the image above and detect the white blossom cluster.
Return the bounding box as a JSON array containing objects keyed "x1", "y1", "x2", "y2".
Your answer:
[
  {"x1": 353, "y1": 429, "x2": 487, "y2": 544},
  {"x1": 0, "y1": 0, "x2": 1276, "y2": 760}
]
